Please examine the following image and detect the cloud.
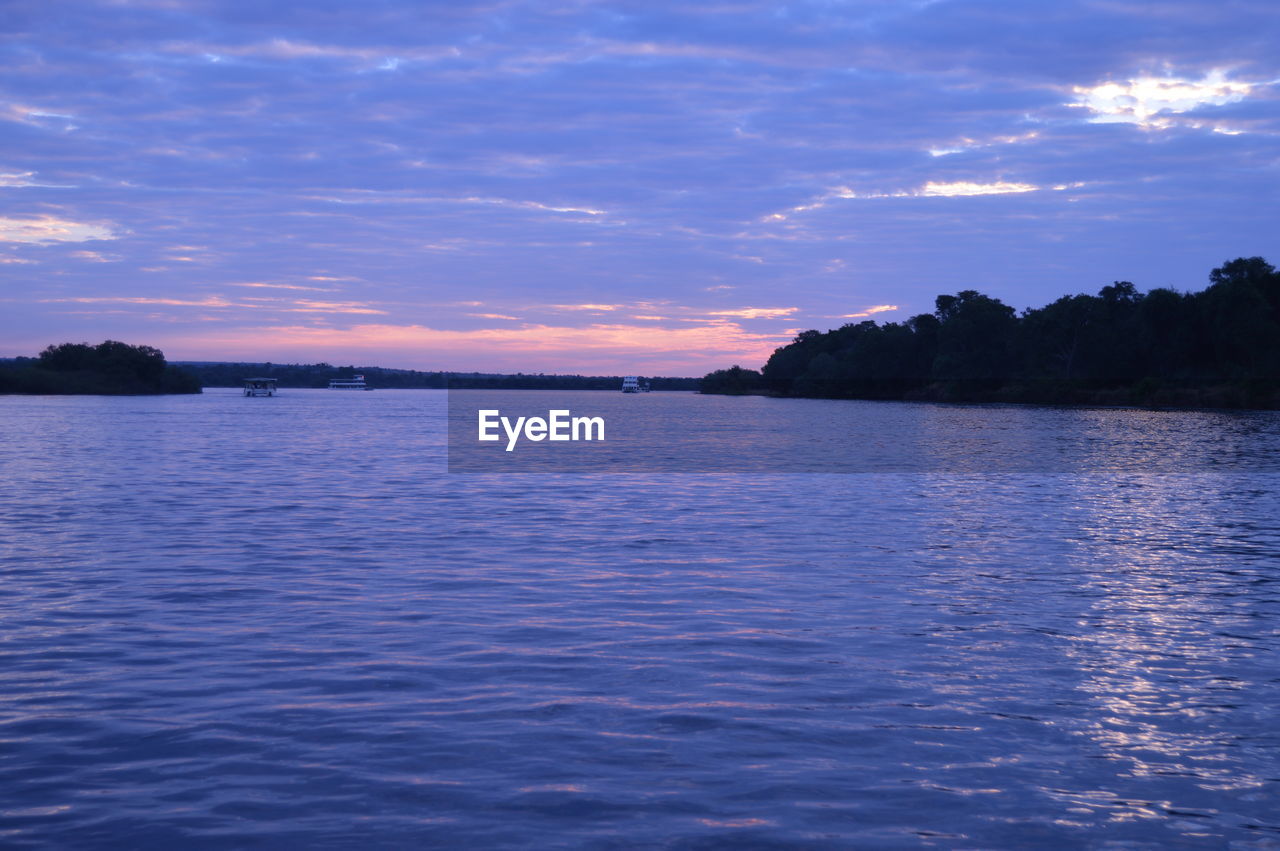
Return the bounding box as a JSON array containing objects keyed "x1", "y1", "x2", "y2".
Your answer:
[
  {"x1": 312, "y1": 191, "x2": 608, "y2": 217},
  {"x1": 920, "y1": 181, "x2": 1039, "y2": 197},
  {"x1": 0, "y1": 170, "x2": 76, "y2": 189},
  {"x1": 706, "y1": 307, "x2": 798, "y2": 319},
  {"x1": 764, "y1": 181, "x2": 1041, "y2": 220},
  {"x1": 38, "y1": 295, "x2": 385, "y2": 315},
  {"x1": 838, "y1": 304, "x2": 899, "y2": 319},
  {"x1": 0, "y1": 215, "x2": 117, "y2": 244},
  {"x1": 284, "y1": 300, "x2": 387, "y2": 315},
  {"x1": 231, "y1": 282, "x2": 337, "y2": 291},
  {"x1": 161, "y1": 38, "x2": 461, "y2": 68},
  {"x1": 42, "y1": 296, "x2": 234, "y2": 307},
  {"x1": 5, "y1": 1, "x2": 1279, "y2": 371},
  {"x1": 0, "y1": 103, "x2": 78, "y2": 131},
  {"x1": 928, "y1": 132, "x2": 1041, "y2": 157},
  {"x1": 1070, "y1": 69, "x2": 1257, "y2": 129},
  {"x1": 2, "y1": 171, "x2": 42, "y2": 187}
]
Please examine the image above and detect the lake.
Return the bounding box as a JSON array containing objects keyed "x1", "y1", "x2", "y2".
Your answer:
[{"x1": 1, "y1": 389, "x2": 1278, "y2": 848}]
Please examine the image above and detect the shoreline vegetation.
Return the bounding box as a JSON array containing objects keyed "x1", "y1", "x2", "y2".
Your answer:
[
  {"x1": 175, "y1": 363, "x2": 700, "y2": 391},
  {"x1": 0, "y1": 342, "x2": 202, "y2": 396},
  {"x1": 0, "y1": 348, "x2": 701, "y2": 395},
  {"x1": 702, "y1": 257, "x2": 1280, "y2": 410}
]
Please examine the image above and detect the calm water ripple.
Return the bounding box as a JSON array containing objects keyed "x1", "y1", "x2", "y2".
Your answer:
[{"x1": 1, "y1": 390, "x2": 1278, "y2": 848}]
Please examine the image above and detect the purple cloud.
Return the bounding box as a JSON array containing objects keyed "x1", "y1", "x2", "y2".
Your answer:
[{"x1": 2, "y1": 0, "x2": 1277, "y2": 372}]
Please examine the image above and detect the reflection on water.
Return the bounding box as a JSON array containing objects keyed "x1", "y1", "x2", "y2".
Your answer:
[
  {"x1": 1057, "y1": 476, "x2": 1277, "y2": 830},
  {"x1": 447, "y1": 390, "x2": 1280, "y2": 472},
  {"x1": 0, "y1": 390, "x2": 1277, "y2": 847}
]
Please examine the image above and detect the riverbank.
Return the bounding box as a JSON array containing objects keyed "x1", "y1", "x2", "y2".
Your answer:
[
  {"x1": 0, "y1": 363, "x2": 202, "y2": 395},
  {"x1": 702, "y1": 379, "x2": 1280, "y2": 410}
]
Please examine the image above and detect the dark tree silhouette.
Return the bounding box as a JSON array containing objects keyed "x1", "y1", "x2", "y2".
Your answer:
[
  {"x1": 700, "y1": 365, "x2": 765, "y2": 395},
  {"x1": 3, "y1": 341, "x2": 200, "y2": 395},
  {"x1": 703, "y1": 258, "x2": 1280, "y2": 409}
]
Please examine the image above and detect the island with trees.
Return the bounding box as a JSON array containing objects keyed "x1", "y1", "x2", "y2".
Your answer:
[
  {"x1": 702, "y1": 257, "x2": 1280, "y2": 409},
  {"x1": 0, "y1": 341, "x2": 202, "y2": 395}
]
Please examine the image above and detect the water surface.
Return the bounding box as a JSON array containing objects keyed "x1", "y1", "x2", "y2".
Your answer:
[{"x1": 1, "y1": 390, "x2": 1277, "y2": 848}]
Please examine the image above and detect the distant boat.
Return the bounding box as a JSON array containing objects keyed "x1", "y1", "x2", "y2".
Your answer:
[
  {"x1": 329, "y1": 374, "x2": 372, "y2": 390},
  {"x1": 243, "y1": 378, "x2": 278, "y2": 397},
  {"x1": 622, "y1": 376, "x2": 651, "y2": 393}
]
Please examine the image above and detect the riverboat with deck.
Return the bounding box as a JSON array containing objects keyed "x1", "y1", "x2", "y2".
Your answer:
[
  {"x1": 329, "y1": 374, "x2": 372, "y2": 390},
  {"x1": 243, "y1": 378, "x2": 278, "y2": 397}
]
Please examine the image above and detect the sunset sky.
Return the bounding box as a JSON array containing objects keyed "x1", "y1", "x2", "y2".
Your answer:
[{"x1": 3, "y1": 0, "x2": 1278, "y2": 374}]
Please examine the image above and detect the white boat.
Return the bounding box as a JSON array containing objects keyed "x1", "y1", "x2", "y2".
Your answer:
[
  {"x1": 329, "y1": 374, "x2": 372, "y2": 390},
  {"x1": 622, "y1": 376, "x2": 640, "y2": 393},
  {"x1": 243, "y1": 378, "x2": 278, "y2": 397}
]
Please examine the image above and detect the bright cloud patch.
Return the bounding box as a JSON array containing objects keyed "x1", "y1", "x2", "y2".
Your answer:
[
  {"x1": 765, "y1": 181, "x2": 1040, "y2": 220},
  {"x1": 920, "y1": 181, "x2": 1038, "y2": 197},
  {"x1": 1071, "y1": 70, "x2": 1253, "y2": 128},
  {"x1": 707, "y1": 307, "x2": 798, "y2": 319},
  {"x1": 232, "y1": 282, "x2": 337, "y2": 292},
  {"x1": 0, "y1": 215, "x2": 116, "y2": 244},
  {"x1": 839, "y1": 305, "x2": 899, "y2": 319},
  {"x1": 0, "y1": 172, "x2": 38, "y2": 187}
]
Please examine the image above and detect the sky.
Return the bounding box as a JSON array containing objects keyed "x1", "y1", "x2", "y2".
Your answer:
[{"x1": 2, "y1": 0, "x2": 1278, "y2": 375}]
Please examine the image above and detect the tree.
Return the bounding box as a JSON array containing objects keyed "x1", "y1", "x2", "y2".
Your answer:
[
  {"x1": 1201, "y1": 258, "x2": 1280, "y2": 376},
  {"x1": 700, "y1": 365, "x2": 764, "y2": 395},
  {"x1": 38, "y1": 343, "x2": 95, "y2": 372},
  {"x1": 1020, "y1": 294, "x2": 1096, "y2": 380},
  {"x1": 931, "y1": 290, "x2": 1016, "y2": 383}
]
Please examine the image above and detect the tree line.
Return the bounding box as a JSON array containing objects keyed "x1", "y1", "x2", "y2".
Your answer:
[
  {"x1": 178, "y1": 362, "x2": 700, "y2": 391},
  {"x1": 0, "y1": 348, "x2": 702, "y2": 395},
  {"x1": 0, "y1": 341, "x2": 201, "y2": 395},
  {"x1": 702, "y1": 257, "x2": 1280, "y2": 408}
]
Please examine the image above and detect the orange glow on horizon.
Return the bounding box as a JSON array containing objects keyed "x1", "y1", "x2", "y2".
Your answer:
[{"x1": 140, "y1": 319, "x2": 790, "y2": 375}]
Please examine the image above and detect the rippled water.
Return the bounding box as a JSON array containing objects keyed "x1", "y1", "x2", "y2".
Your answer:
[{"x1": 2, "y1": 389, "x2": 1278, "y2": 848}]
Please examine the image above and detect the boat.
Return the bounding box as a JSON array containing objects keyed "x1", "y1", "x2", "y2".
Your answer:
[
  {"x1": 329, "y1": 374, "x2": 372, "y2": 390},
  {"x1": 243, "y1": 378, "x2": 278, "y2": 397},
  {"x1": 622, "y1": 376, "x2": 640, "y2": 393}
]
